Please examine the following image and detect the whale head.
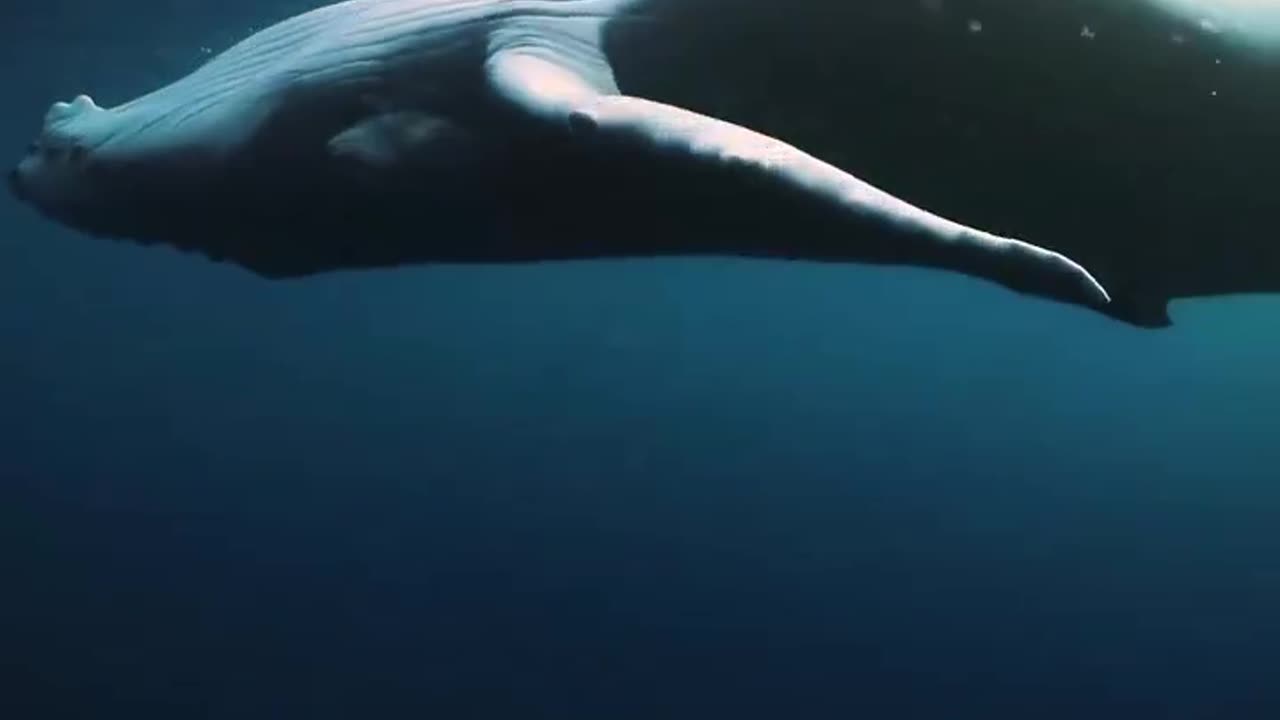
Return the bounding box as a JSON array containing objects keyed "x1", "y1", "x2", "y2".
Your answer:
[{"x1": 9, "y1": 94, "x2": 140, "y2": 237}]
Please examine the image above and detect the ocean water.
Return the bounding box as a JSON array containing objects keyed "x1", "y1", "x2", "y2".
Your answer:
[{"x1": 3, "y1": 1, "x2": 1280, "y2": 718}]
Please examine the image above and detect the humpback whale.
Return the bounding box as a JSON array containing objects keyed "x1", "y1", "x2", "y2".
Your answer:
[{"x1": 13, "y1": 0, "x2": 1272, "y2": 325}]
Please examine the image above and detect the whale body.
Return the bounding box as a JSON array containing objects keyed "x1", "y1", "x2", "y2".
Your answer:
[{"x1": 12, "y1": 0, "x2": 1278, "y2": 326}]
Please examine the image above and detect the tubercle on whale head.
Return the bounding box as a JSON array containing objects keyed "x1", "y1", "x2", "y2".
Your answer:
[
  {"x1": 9, "y1": 92, "x2": 125, "y2": 232},
  {"x1": 25, "y1": 93, "x2": 108, "y2": 166},
  {"x1": 44, "y1": 94, "x2": 101, "y2": 126}
]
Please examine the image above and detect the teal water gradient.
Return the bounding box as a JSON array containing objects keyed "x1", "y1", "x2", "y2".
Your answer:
[{"x1": 3, "y1": 1, "x2": 1280, "y2": 717}]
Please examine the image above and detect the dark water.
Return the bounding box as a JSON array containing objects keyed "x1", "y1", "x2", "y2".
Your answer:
[{"x1": 3, "y1": 1, "x2": 1280, "y2": 718}]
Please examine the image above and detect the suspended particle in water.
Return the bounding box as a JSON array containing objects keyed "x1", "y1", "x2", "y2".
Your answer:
[{"x1": 968, "y1": 19, "x2": 983, "y2": 33}]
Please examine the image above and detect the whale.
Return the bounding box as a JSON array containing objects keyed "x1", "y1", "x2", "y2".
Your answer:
[{"x1": 22, "y1": 0, "x2": 1257, "y2": 324}]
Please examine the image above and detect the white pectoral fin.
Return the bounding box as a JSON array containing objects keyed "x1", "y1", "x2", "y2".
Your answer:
[
  {"x1": 574, "y1": 96, "x2": 1111, "y2": 308},
  {"x1": 486, "y1": 47, "x2": 1110, "y2": 311},
  {"x1": 487, "y1": 51, "x2": 613, "y2": 126},
  {"x1": 485, "y1": 15, "x2": 620, "y2": 126}
]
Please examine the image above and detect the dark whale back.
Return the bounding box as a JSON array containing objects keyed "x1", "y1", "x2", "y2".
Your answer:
[{"x1": 607, "y1": 0, "x2": 1280, "y2": 327}]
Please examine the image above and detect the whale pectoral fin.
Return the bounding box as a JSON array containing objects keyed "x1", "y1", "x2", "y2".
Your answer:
[
  {"x1": 485, "y1": 48, "x2": 1111, "y2": 312},
  {"x1": 485, "y1": 16, "x2": 620, "y2": 127}
]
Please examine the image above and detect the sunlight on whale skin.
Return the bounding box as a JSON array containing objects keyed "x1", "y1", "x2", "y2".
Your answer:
[{"x1": 1142, "y1": 0, "x2": 1280, "y2": 47}]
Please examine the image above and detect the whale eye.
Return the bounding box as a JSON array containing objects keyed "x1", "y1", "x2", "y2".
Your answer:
[{"x1": 68, "y1": 144, "x2": 87, "y2": 165}]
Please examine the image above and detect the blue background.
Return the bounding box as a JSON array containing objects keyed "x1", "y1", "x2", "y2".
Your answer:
[{"x1": 3, "y1": 1, "x2": 1280, "y2": 717}]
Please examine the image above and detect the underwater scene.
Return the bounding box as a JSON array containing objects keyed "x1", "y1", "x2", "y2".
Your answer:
[{"x1": 3, "y1": 0, "x2": 1280, "y2": 717}]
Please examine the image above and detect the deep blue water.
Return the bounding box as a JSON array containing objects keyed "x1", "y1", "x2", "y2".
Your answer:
[{"x1": 4, "y1": 2, "x2": 1280, "y2": 718}]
